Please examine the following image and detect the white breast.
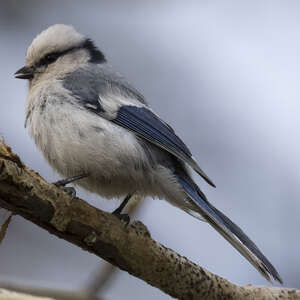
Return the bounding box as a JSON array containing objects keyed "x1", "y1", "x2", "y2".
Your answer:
[{"x1": 26, "y1": 82, "x2": 155, "y2": 198}]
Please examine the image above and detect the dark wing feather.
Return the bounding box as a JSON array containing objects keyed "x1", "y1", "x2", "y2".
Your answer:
[
  {"x1": 62, "y1": 66, "x2": 215, "y2": 186},
  {"x1": 112, "y1": 105, "x2": 215, "y2": 187}
]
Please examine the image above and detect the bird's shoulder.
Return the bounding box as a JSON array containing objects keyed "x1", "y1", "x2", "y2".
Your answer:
[{"x1": 61, "y1": 63, "x2": 148, "y2": 107}]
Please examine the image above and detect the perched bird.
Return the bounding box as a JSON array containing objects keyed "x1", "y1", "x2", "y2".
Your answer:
[{"x1": 15, "y1": 24, "x2": 282, "y2": 283}]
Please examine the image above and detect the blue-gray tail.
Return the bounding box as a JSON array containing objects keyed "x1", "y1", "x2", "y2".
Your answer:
[{"x1": 175, "y1": 170, "x2": 282, "y2": 283}]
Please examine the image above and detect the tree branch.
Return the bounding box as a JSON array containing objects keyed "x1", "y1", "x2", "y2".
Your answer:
[
  {"x1": 0, "y1": 288, "x2": 54, "y2": 300},
  {"x1": 0, "y1": 140, "x2": 299, "y2": 300},
  {"x1": 0, "y1": 283, "x2": 98, "y2": 300}
]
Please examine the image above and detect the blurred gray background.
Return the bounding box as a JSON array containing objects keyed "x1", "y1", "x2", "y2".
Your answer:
[{"x1": 0, "y1": 0, "x2": 299, "y2": 299}]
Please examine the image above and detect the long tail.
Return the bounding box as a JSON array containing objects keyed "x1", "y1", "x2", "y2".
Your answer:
[{"x1": 175, "y1": 169, "x2": 282, "y2": 283}]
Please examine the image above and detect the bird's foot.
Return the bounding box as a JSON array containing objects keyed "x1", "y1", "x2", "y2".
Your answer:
[
  {"x1": 61, "y1": 186, "x2": 77, "y2": 197},
  {"x1": 53, "y1": 174, "x2": 88, "y2": 198},
  {"x1": 112, "y1": 210, "x2": 130, "y2": 226},
  {"x1": 53, "y1": 174, "x2": 88, "y2": 187},
  {"x1": 111, "y1": 194, "x2": 132, "y2": 226}
]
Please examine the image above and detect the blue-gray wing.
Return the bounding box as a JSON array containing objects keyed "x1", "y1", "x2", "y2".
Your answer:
[
  {"x1": 112, "y1": 105, "x2": 215, "y2": 187},
  {"x1": 62, "y1": 65, "x2": 215, "y2": 186}
]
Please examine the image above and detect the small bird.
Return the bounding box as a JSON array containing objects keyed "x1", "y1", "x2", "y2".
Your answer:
[{"x1": 15, "y1": 24, "x2": 282, "y2": 283}]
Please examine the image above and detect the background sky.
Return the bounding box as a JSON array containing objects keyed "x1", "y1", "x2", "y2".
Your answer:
[{"x1": 0, "y1": 1, "x2": 300, "y2": 299}]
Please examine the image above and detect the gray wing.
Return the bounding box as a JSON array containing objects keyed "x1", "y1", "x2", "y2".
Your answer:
[
  {"x1": 111, "y1": 105, "x2": 215, "y2": 187},
  {"x1": 62, "y1": 65, "x2": 215, "y2": 187}
]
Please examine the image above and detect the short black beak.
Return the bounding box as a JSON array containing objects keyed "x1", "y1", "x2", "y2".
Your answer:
[{"x1": 14, "y1": 66, "x2": 34, "y2": 79}]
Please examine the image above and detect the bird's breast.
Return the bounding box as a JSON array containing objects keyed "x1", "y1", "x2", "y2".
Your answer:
[{"x1": 26, "y1": 93, "x2": 154, "y2": 198}]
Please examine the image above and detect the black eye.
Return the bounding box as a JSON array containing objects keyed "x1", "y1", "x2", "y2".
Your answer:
[{"x1": 44, "y1": 52, "x2": 60, "y2": 64}]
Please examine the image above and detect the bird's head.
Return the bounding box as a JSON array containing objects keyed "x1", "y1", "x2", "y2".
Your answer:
[{"x1": 14, "y1": 24, "x2": 105, "y2": 84}]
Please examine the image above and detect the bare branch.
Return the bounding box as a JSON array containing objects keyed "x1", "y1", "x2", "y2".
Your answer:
[
  {"x1": 0, "y1": 140, "x2": 299, "y2": 300},
  {"x1": 0, "y1": 213, "x2": 12, "y2": 244},
  {"x1": 83, "y1": 195, "x2": 144, "y2": 297},
  {"x1": 0, "y1": 288, "x2": 54, "y2": 300},
  {"x1": 83, "y1": 264, "x2": 115, "y2": 298},
  {"x1": 0, "y1": 283, "x2": 99, "y2": 300}
]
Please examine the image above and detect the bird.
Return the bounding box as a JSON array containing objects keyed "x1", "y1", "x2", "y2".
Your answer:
[{"x1": 14, "y1": 24, "x2": 282, "y2": 283}]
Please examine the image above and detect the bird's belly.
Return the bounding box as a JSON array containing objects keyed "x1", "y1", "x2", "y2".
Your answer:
[{"x1": 28, "y1": 103, "x2": 152, "y2": 198}]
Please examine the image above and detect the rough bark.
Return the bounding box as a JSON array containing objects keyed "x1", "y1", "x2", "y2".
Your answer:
[{"x1": 0, "y1": 140, "x2": 299, "y2": 300}]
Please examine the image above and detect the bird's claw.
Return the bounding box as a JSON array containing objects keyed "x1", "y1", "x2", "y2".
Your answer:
[
  {"x1": 112, "y1": 211, "x2": 130, "y2": 226},
  {"x1": 61, "y1": 186, "x2": 77, "y2": 198},
  {"x1": 53, "y1": 174, "x2": 88, "y2": 198},
  {"x1": 53, "y1": 174, "x2": 88, "y2": 187}
]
